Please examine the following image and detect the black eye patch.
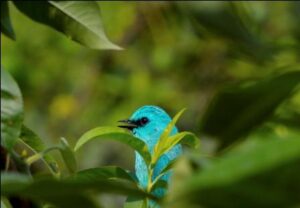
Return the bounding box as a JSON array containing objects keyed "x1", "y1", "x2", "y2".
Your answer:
[{"x1": 137, "y1": 117, "x2": 149, "y2": 126}]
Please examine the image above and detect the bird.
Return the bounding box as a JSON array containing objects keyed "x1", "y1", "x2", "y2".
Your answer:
[{"x1": 118, "y1": 105, "x2": 182, "y2": 201}]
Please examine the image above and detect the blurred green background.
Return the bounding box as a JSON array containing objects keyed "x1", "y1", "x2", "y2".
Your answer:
[
  {"x1": 2, "y1": 1, "x2": 300, "y2": 167},
  {"x1": 1, "y1": 2, "x2": 300, "y2": 206}
]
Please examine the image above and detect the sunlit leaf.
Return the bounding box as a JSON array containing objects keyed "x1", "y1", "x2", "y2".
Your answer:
[
  {"x1": 1, "y1": 197, "x2": 12, "y2": 208},
  {"x1": 74, "y1": 126, "x2": 151, "y2": 165},
  {"x1": 13, "y1": 1, "x2": 122, "y2": 50},
  {"x1": 1, "y1": 1, "x2": 16, "y2": 40},
  {"x1": 1, "y1": 67, "x2": 23, "y2": 151},
  {"x1": 200, "y1": 70, "x2": 300, "y2": 150},
  {"x1": 152, "y1": 132, "x2": 199, "y2": 165},
  {"x1": 152, "y1": 109, "x2": 186, "y2": 164},
  {"x1": 124, "y1": 196, "x2": 147, "y2": 208},
  {"x1": 160, "y1": 108, "x2": 186, "y2": 140}
]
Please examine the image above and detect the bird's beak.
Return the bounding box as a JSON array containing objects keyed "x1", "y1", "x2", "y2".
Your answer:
[{"x1": 118, "y1": 119, "x2": 138, "y2": 130}]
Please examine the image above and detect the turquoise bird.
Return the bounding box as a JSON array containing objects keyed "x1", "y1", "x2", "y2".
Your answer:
[{"x1": 118, "y1": 105, "x2": 182, "y2": 200}]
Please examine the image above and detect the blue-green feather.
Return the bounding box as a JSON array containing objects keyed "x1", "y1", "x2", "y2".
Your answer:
[{"x1": 129, "y1": 105, "x2": 182, "y2": 199}]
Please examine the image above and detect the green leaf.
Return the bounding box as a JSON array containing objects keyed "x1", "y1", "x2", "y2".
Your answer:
[
  {"x1": 152, "y1": 132, "x2": 199, "y2": 165},
  {"x1": 160, "y1": 108, "x2": 186, "y2": 141},
  {"x1": 151, "y1": 180, "x2": 168, "y2": 192},
  {"x1": 23, "y1": 137, "x2": 76, "y2": 174},
  {"x1": 174, "y1": 134, "x2": 300, "y2": 208},
  {"x1": 152, "y1": 109, "x2": 186, "y2": 164},
  {"x1": 151, "y1": 159, "x2": 178, "y2": 188},
  {"x1": 1, "y1": 172, "x2": 150, "y2": 207},
  {"x1": 39, "y1": 194, "x2": 100, "y2": 208},
  {"x1": 13, "y1": 1, "x2": 121, "y2": 50},
  {"x1": 19, "y1": 125, "x2": 58, "y2": 173},
  {"x1": 1, "y1": 197, "x2": 12, "y2": 208},
  {"x1": 1, "y1": 1, "x2": 16, "y2": 40},
  {"x1": 74, "y1": 126, "x2": 151, "y2": 165},
  {"x1": 158, "y1": 158, "x2": 178, "y2": 176},
  {"x1": 19, "y1": 125, "x2": 46, "y2": 154},
  {"x1": 1, "y1": 67, "x2": 23, "y2": 151},
  {"x1": 200, "y1": 70, "x2": 300, "y2": 150},
  {"x1": 58, "y1": 137, "x2": 77, "y2": 173},
  {"x1": 73, "y1": 166, "x2": 137, "y2": 183},
  {"x1": 124, "y1": 196, "x2": 147, "y2": 208},
  {"x1": 1, "y1": 172, "x2": 31, "y2": 193},
  {"x1": 1, "y1": 172, "x2": 99, "y2": 208}
]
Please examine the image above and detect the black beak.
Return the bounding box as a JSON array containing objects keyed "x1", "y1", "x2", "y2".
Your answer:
[{"x1": 118, "y1": 119, "x2": 138, "y2": 130}]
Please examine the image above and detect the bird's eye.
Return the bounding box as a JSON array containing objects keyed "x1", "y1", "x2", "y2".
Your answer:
[{"x1": 140, "y1": 117, "x2": 149, "y2": 126}]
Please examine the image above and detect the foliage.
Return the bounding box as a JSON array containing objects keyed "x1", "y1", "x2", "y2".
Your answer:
[
  {"x1": 200, "y1": 70, "x2": 300, "y2": 149},
  {"x1": 1, "y1": 1, "x2": 300, "y2": 208},
  {"x1": 1, "y1": 67, "x2": 23, "y2": 151},
  {"x1": 1, "y1": 86, "x2": 197, "y2": 207},
  {"x1": 13, "y1": 1, "x2": 121, "y2": 50}
]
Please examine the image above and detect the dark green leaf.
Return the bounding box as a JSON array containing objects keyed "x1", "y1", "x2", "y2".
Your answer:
[
  {"x1": 38, "y1": 194, "x2": 100, "y2": 208},
  {"x1": 73, "y1": 166, "x2": 137, "y2": 183},
  {"x1": 1, "y1": 67, "x2": 23, "y2": 151},
  {"x1": 59, "y1": 137, "x2": 77, "y2": 173},
  {"x1": 13, "y1": 1, "x2": 121, "y2": 50},
  {"x1": 74, "y1": 126, "x2": 151, "y2": 165},
  {"x1": 174, "y1": 134, "x2": 300, "y2": 208},
  {"x1": 1, "y1": 172, "x2": 150, "y2": 207},
  {"x1": 1, "y1": 172, "x2": 99, "y2": 208},
  {"x1": 151, "y1": 180, "x2": 168, "y2": 192},
  {"x1": 19, "y1": 125, "x2": 45, "y2": 154},
  {"x1": 1, "y1": 1, "x2": 16, "y2": 40},
  {"x1": 1, "y1": 172, "x2": 31, "y2": 193},
  {"x1": 19, "y1": 125, "x2": 57, "y2": 172},
  {"x1": 21, "y1": 137, "x2": 76, "y2": 174},
  {"x1": 200, "y1": 70, "x2": 300, "y2": 150}
]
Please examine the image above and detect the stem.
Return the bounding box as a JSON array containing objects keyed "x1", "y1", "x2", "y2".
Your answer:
[
  {"x1": 24, "y1": 146, "x2": 61, "y2": 178},
  {"x1": 151, "y1": 173, "x2": 164, "y2": 188},
  {"x1": 25, "y1": 146, "x2": 60, "y2": 165},
  {"x1": 10, "y1": 150, "x2": 31, "y2": 176},
  {"x1": 5, "y1": 154, "x2": 10, "y2": 171},
  {"x1": 25, "y1": 153, "x2": 43, "y2": 165},
  {"x1": 146, "y1": 164, "x2": 154, "y2": 208},
  {"x1": 147, "y1": 167, "x2": 153, "y2": 192}
]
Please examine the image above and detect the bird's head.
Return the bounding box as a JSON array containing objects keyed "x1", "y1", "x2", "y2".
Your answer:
[{"x1": 118, "y1": 105, "x2": 175, "y2": 140}]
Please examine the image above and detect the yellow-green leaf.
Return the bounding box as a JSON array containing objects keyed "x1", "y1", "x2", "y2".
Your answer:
[
  {"x1": 74, "y1": 126, "x2": 152, "y2": 165},
  {"x1": 152, "y1": 108, "x2": 187, "y2": 164},
  {"x1": 1, "y1": 68, "x2": 23, "y2": 151}
]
